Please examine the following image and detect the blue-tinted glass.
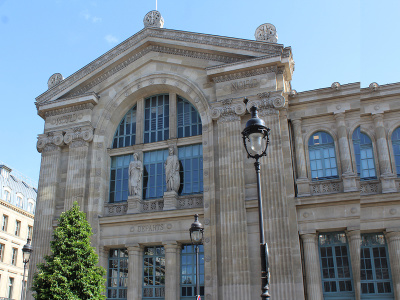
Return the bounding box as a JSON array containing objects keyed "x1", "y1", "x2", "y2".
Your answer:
[
  {"x1": 180, "y1": 245, "x2": 204, "y2": 299},
  {"x1": 112, "y1": 106, "x2": 137, "y2": 149},
  {"x1": 143, "y1": 150, "x2": 168, "y2": 199},
  {"x1": 178, "y1": 144, "x2": 203, "y2": 195},
  {"x1": 353, "y1": 127, "x2": 377, "y2": 180},
  {"x1": 308, "y1": 132, "x2": 338, "y2": 180},
  {"x1": 107, "y1": 249, "x2": 128, "y2": 300},
  {"x1": 144, "y1": 94, "x2": 169, "y2": 143},
  {"x1": 177, "y1": 96, "x2": 202, "y2": 138},
  {"x1": 109, "y1": 155, "x2": 132, "y2": 203},
  {"x1": 143, "y1": 246, "x2": 165, "y2": 299},
  {"x1": 392, "y1": 127, "x2": 400, "y2": 176}
]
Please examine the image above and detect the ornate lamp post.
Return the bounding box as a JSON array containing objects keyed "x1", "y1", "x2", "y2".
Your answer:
[
  {"x1": 189, "y1": 214, "x2": 204, "y2": 300},
  {"x1": 21, "y1": 238, "x2": 33, "y2": 300},
  {"x1": 242, "y1": 104, "x2": 271, "y2": 299}
]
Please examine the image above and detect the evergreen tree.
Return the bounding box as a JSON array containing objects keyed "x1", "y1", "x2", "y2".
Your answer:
[{"x1": 32, "y1": 202, "x2": 106, "y2": 300}]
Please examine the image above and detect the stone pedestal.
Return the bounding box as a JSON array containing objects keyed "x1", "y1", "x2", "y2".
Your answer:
[
  {"x1": 296, "y1": 178, "x2": 311, "y2": 196},
  {"x1": 163, "y1": 191, "x2": 178, "y2": 210},
  {"x1": 381, "y1": 175, "x2": 397, "y2": 193},
  {"x1": 127, "y1": 195, "x2": 141, "y2": 214},
  {"x1": 342, "y1": 174, "x2": 359, "y2": 192}
]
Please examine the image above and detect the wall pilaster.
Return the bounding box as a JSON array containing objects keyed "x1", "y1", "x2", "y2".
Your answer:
[
  {"x1": 63, "y1": 125, "x2": 94, "y2": 210},
  {"x1": 347, "y1": 230, "x2": 361, "y2": 300},
  {"x1": 300, "y1": 233, "x2": 323, "y2": 300},
  {"x1": 386, "y1": 231, "x2": 400, "y2": 299},
  {"x1": 164, "y1": 242, "x2": 180, "y2": 300},
  {"x1": 292, "y1": 119, "x2": 310, "y2": 196}
]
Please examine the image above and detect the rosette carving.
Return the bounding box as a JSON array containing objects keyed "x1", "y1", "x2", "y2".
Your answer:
[
  {"x1": 37, "y1": 131, "x2": 64, "y2": 153},
  {"x1": 64, "y1": 126, "x2": 94, "y2": 147},
  {"x1": 210, "y1": 99, "x2": 246, "y2": 123}
]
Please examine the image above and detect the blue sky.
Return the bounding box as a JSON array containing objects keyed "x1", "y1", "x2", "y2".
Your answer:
[{"x1": 0, "y1": 0, "x2": 399, "y2": 184}]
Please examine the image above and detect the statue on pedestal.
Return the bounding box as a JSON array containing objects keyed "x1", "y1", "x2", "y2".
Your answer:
[
  {"x1": 165, "y1": 147, "x2": 180, "y2": 193},
  {"x1": 129, "y1": 153, "x2": 143, "y2": 197}
]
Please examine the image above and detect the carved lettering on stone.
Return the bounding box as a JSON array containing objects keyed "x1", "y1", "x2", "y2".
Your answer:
[
  {"x1": 134, "y1": 224, "x2": 165, "y2": 232},
  {"x1": 230, "y1": 79, "x2": 259, "y2": 93}
]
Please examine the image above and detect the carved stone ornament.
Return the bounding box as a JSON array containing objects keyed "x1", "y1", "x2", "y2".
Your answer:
[
  {"x1": 289, "y1": 89, "x2": 298, "y2": 97},
  {"x1": 247, "y1": 94, "x2": 286, "y2": 116},
  {"x1": 331, "y1": 82, "x2": 341, "y2": 90},
  {"x1": 47, "y1": 73, "x2": 64, "y2": 89},
  {"x1": 210, "y1": 99, "x2": 246, "y2": 122},
  {"x1": 64, "y1": 126, "x2": 94, "y2": 145},
  {"x1": 143, "y1": 10, "x2": 164, "y2": 28},
  {"x1": 255, "y1": 23, "x2": 278, "y2": 43},
  {"x1": 37, "y1": 131, "x2": 64, "y2": 153},
  {"x1": 369, "y1": 82, "x2": 380, "y2": 91}
]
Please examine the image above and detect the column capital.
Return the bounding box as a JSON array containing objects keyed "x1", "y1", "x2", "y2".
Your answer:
[
  {"x1": 333, "y1": 112, "x2": 345, "y2": 120},
  {"x1": 64, "y1": 125, "x2": 94, "y2": 146},
  {"x1": 300, "y1": 232, "x2": 318, "y2": 243},
  {"x1": 372, "y1": 112, "x2": 384, "y2": 121},
  {"x1": 346, "y1": 230, "x2": 361, "y2": 241},
  {"x1": 210, "y1": 99, "x2": 246, "y2": 123},
  {"x1": 163, "y1": 241, "x2": 180, "y2": 251},
  {"x1": 126, "y1": 243, "x2": 142, "y2": 253},
  {"x1": 291, "y1": 118, "x2": 302, "y2": 127},
  {"x1": 37, "y1": 130, "x2": 64, "y2": 153}
]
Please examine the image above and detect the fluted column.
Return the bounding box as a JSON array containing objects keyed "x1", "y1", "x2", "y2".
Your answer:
[
  {"x1": 301, "y1": 233, "x2": 323, "y2": 300},
  {"x1": 164, "y1": 242, "x2": 180, "y2": 300},
  {"x1": 347, "y1": 230, "x2": 360, "y2": 300},
  {"x1": 386, "y1": 231, "x2": 400, "y2": 299},
  {"x1": 127, "y1": 244, "x2": 142, "y2": 300},
  {"x1": 64, "y1": 125, "x2": 94, "y2": 210},
  {"x1": 27, "y1": 131, "x2": 64, "y2": 300},
  {"x1": 292, "y1": 119, "x2": 310, "y2": 196},
  {"x1": 372, "y1": 114, "x2": 397, "y2": 192},
  {"x1": 334, "y1": 113, "x2": 358, "y2": 192},
  {"x1": 211, "y1": 99, "x2": 251, "y2": 300}
]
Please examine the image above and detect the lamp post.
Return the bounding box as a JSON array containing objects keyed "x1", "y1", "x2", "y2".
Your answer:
[
  {"x1": 242, "y1": 104, "x2": 271, "y2": 299},
  {"x1": 21, "y1": 238, "x2": 33, "y2": 300},
  {"x1": 189, "y1": 214, "x2": 204, "y2": 300}
]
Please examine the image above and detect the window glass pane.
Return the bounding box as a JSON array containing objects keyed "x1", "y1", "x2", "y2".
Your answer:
[
  {"x1": 177, "y1": 96, "x2": 202, "y2": 138},
  {"x1": 110, "y1": 155, "x2": 132, "y2": 203},
  {"x1": 107, "y1": 249, "x2": 128, "y2": 299},
  {"x1": 308, "y1": 132, "x2": 338, "y2": 180},
  {"x1": 353, "y1": 127, "x2": 377, "y2": 180},
  {"x1": 178, "y1": 144, "x2": 203, "y2": 195},
  {"x1": 112, "y1": 106, "x2": 137, "y2": 149},
  {"x1": 144, "y1": 94, "x2": 169, "y2": 143},
  {"x1": 392, "y1": 127, "x2": 400, "y2": 176},
  {"x1": 143, "y1": 150, "x2": 168, "y2": 199},
  {"x1": 143, "y1": 246, "x2": 165, "y2": 298},
  {"x1": 181, "y1": 245, "x2": 204, "y2": 299}
]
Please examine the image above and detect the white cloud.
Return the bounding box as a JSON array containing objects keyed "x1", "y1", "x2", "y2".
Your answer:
[
  {"x1": 105, "y1": 34, "x2": 119, "y2": 44},
  {"x1": 81, "y1": 10, "x2": 102, "y2": 23}
]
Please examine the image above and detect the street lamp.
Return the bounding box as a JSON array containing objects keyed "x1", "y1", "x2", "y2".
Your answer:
[
  {"x1": 242, "y1": 103, "x2": 271, "y2": 299},
  {"x1": 189, "y1": 214, "x2": 204, "y2": 300},
  {"x1": 21, "y1": 238, "x2": 33, "y2": 300}
]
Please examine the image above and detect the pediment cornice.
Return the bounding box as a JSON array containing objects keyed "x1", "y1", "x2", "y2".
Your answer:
[{"x1": 36, "y1": 27, "x2": 285, "y2": 106}]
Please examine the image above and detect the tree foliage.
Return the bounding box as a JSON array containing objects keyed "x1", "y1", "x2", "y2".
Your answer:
[{"x1": 32, "y1": 202, "x2": 106, "y2": 300}]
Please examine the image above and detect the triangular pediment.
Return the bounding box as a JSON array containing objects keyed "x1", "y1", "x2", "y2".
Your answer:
[{"x1": 35, "y1": 27, "x2": 288, "y2": 107}]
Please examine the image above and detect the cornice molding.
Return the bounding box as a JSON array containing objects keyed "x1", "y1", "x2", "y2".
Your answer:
[
  {"x1": 36, "y1": 27, "x2": 284, "y2": 105},
  {"x1": 44, "y1": 103, "x2": 94, "y2": 118},
  {"x1": 212, "y1": 66, "x2": 277, "y2": 83},
  {"x1": 0, "y1": 199, "x2": 35, "y2": 219}
]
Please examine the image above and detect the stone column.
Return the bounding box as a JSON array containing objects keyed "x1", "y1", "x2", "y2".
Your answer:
[
  {"x1": 164, "y1": 242, "x2": 180, "y2": 300},
  {"x1": 99, "y1": 246, "x2": 109, "y2": 298},
  {"x1": 301, "y1": 233, "x2": 323, "y2": 300},
  {"x1": 63, "y1": 125, "x2": 94, "y2": 210},
  {"x1": 372, "y1": 114, "x2": 397, "y2": 193},
  {"x1": 169, "y1": 92, "x2": 177, "y2": 139},
  {"x1": 27, "y1": 131, "x2": 64, "y2": 300},
  {"x1": 346, "y1": 230, "x2": 360, "y2": 300},
  {"x1": 334, "y1": 113, "x2": 358, "y2": 192},
  {"x1": 127, "y1": 244, "x2": 142, "y2": 300},
  {"x1": 211, "y1": 99, "x2": 252, "y2": 300},
  {"x1": 292, "y1": 119, "x2": 310, "y2": 196},
  {"x1": 386, "y1": 231, "x2": 400, "y2": 299}
]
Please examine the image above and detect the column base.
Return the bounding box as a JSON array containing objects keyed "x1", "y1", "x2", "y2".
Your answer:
[
  {"x1": 381, "y1": 174, "x2": 397, "y2": 193},
  {"x1": 342, "y1": 173, "x2": 359, "y2": 192},
  {"x1": 163, "y1": 191, "x2": 178, "y2": 210},
  {"x1": 296, "y1": 178, "x2": 311, "y2": 197},
  {"x1": 127, "y1": 195, "x2": 141, "y2": 214}
]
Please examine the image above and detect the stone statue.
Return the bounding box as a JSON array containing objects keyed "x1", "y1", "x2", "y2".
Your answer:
[
  {"x1": 165, "y1": 147, "x2": 180, "y2": 192},
  {"x1": 129, "y1": 153, "x2": 143, "y2": 197}
]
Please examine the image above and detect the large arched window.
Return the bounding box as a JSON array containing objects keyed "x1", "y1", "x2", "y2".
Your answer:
[
  {"x1": 109, "y1": 94, "x2": 203, "y2": 203},
  {"x1": 352, "y1": 127, "x2": 376, "y2": 180},
  {"x1": 392, "y1": 127, "x2": 400, "y2": 177},
  {"x1": 308, "y1": 132, "x2": 338, "y2": 180}
]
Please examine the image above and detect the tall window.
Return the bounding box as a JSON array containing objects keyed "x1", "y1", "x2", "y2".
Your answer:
[
  {"x1": 179, "y1": 145, "x2": 203, "y2": 195},
  {"x1": 27, "y1": 201, "x2": 35, "y2": 214},
  {"x1": 11, "y1": 248, "x2": 17, "y2": 265},
  {"x1": 143, "y1": 246, "x2": 165, "y2": 299},
  {"x1": 4, "y1": 190, "x2": 11, "y2": 202},
  {"x1": 143, "y1": 150, "x2": 168, "y2": 199},
  {"x1": 15, "y1": 220, "x2": 21, "y2": 236},
  {"x1": 353, "y1": 127, "x2": 377, "y2": 180},
  {"x1": 144, "y1": 94, "x2": 169, "y2": 143},
  {"x1": 318, "y1": 232, "x2": 354, "y2": 299},
  {"x1": 112, "y1": 106, "x2": 137, "y2": 148},
  {"x1": 361, "y1": 233, "x2": 393, "y2": 298},
  {"x1": 109, "y1": 155, "x2": 132, "y2": 203},
  {"x1": 27, "y1": 225, "x2": 33, "y2": 239},
  {"x1": 107, "y1": 249, "x2": 128, "y2": 300},
  {"x1": 308, "y1": 132, "x2": 338, "y2": 180},
  {"x1": 392, "y1": 127, "x2": 400, "y2": 176},
  {"x1": 2, "y1": 215, "x2": 8, "y2": 232},
  {"x1": 177, "y1": 96, "x2": 202, "y2": 138},
  {"x1": 8, "y1": 277, "x2": 14, "y2": 299},
  {"x1": 181, "y1": 244, "x2": 204, "y2": 299},
  {"x1": 0, "y1": 243, "x2": 4, "y2": 262},
  {"x1": 16, "y1": 196, "x2": 23, "y2": 208}
]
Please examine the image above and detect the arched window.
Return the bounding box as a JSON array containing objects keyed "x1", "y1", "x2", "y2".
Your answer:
[
  {"x1": 4, "y1": 190, "x2": 11, "y2": 202},
  {"x1": 308, "y1": 132, "x2": 338, "y2": 180},
  {"x1": 112, "y1": 105, "x2": 137, "y2": 148},
  {"x1": 392, "y1": 127, "x2": 400, "y2": 177},
  {"x1": 352, "y1": 127, "x2": 376, "y2": 180},
  {"x1": 109, "y1": 94, "x2": 203, "y2": 203}
]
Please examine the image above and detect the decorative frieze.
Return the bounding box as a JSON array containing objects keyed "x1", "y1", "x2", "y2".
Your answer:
[
  {"x1": 212, "y1": 66, "x2": 277, "y2": 83},
  {"x1": 360, "y1": 181, "x2": 380, "y2": 195},
  {"x1": 310, "y1": 180, "x2": 342, "y2": 195},
  {"x1": 44, "y1": 103, "x2": 94, "y2": 118}
]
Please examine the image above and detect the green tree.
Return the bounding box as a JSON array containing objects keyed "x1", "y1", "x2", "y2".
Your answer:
[{"x1": 32, "y1": 202, "x2": 106, "y2": 300}]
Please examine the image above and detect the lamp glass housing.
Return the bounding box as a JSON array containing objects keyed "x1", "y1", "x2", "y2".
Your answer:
[
  {"x1": 23, "y1": 250, "x2": 31, "y2": 262},
  {"x1": 249, "y1": 132, "x2": 265, "y2": 155},
  {"x1": 191, "y1": 230, "x2": 203, "y2": 243}
]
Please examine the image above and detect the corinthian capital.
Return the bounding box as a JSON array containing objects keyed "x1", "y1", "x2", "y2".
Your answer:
[
  {"x1": 37, "y1": 131, "x2": 64, "y2": 153},
  {"x1": 64, "y1": 125, "x2": 94, "y2": 146},
  {"x1": 210, "y1": 99, "x2": 246, "y2": 123}
]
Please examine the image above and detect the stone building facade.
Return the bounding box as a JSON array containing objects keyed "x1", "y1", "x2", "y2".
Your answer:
[
  {"x1": 0, "y1": 164, "x2": 36, "y2": 299},
  {"x1": 28, "y1": 11, "x2": 400, "y2": 300}
]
